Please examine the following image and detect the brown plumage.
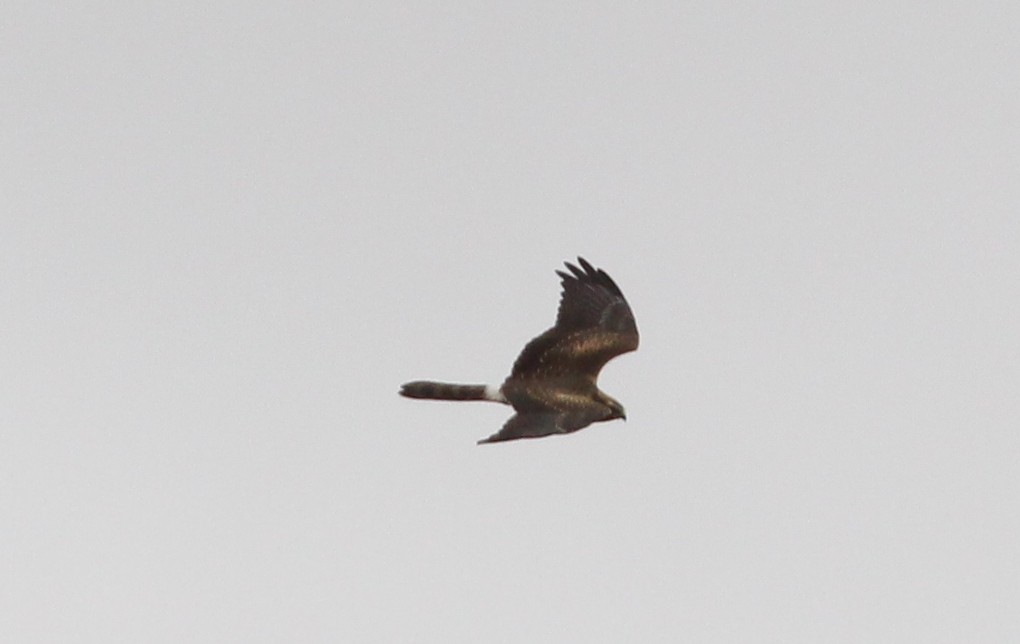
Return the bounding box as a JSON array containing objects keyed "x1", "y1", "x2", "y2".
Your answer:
[{"x1": 400, "y1": 258, "x2": 639, "y2": 444}]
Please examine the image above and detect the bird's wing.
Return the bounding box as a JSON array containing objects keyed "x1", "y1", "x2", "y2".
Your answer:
[
  {"x1": 477, "y1": 407, "x2": 606, "y2": 444},
  {"x1": 509, "y1": 257, "x2": 639, "y2": 380}
]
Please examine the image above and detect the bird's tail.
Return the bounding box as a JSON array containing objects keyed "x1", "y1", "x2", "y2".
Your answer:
[{"x1": 399, "y1": 381, "x2": 506, "y2": 403}]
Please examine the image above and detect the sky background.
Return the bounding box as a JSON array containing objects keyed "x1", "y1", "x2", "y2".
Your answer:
[{"x1": 3, "y1": 2, "x2": 1018, "y2": 642}]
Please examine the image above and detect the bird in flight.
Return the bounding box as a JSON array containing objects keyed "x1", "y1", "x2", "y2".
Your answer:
[{"x1": 400, "y1": 257, "x2": 639, "y2": 444}]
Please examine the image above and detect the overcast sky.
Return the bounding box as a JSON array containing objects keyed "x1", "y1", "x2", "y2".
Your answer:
[{"x1": 3, "y1": 2, "x2": 1018, "y2": 642}]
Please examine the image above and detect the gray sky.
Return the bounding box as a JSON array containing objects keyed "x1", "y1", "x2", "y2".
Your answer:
[{"x1": 3, "y1": 2, "x2": 1018, "y2": 642}]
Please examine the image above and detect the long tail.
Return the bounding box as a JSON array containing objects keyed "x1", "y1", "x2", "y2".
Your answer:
[{"x1": 399, "y1": 380, "x2": 506, "y2": 403}]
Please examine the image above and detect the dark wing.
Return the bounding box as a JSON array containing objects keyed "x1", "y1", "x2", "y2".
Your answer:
[
  {"x1": 477, "y1": 407, "x2": 607, "y2": 444},
  {"x1": 509, "y1": 257, "x2": 638, "y2": 380}
]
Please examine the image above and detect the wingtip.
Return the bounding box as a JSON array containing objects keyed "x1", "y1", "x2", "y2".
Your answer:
[
  {"x1": 574, "y1": 257, "x2": 624, "y2": 296},
  {"x1": 563, "y1": 260, "x2": 586, "y2": 280},
  {"x1": 561, "y1": 256, "x2": 598, "y2": 279}
]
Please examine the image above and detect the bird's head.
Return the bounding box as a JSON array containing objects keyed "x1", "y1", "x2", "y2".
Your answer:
[{"x1": 603, "y1": 394, "x2": 627, "y2": 421}]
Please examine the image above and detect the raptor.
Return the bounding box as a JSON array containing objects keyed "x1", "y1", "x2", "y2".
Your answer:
[{"x1": 400, "y1": 258, "x2": 639, "y2": 444}]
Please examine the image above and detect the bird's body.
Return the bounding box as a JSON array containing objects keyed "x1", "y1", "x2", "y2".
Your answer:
[{"x1": 400, "y1": 258, "x2": 638, "y2": 444}]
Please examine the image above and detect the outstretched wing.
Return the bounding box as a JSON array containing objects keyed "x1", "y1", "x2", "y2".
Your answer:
[
  {"x1": 477, "y1": 406, "x2": 609, "y2": 444},
  {"x1": 509, "y1": 257, "x2": 638, "y2": 381}
]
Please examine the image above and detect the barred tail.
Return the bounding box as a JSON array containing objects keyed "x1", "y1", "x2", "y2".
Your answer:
[{"x1": 399, "y1": 381, "x2": 505, "y2": 403}]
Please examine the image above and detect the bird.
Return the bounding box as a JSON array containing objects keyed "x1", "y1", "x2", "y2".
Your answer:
[{"x1": 400, "y1": 257, "x2": 639, "y2": 444}]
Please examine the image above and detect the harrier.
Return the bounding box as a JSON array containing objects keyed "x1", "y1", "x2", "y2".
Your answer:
[{"x1": 400, "y1": 257, "x2": 639, "y2": 444}]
